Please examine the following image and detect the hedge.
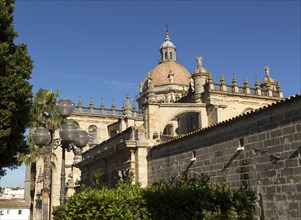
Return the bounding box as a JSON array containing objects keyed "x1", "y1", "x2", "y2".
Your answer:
[{"x1": 53, "y1": 175, "x2": 256, "y2": 220}]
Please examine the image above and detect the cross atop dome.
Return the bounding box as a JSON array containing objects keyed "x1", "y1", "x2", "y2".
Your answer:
[{"x1": 165, "y1": 24, "x2": 170, "y2": 41}]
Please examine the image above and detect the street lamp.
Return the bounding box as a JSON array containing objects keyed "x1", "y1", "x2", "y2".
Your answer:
[{"x1": 31, "y1": 98, "x2": 89, "y2": 205}]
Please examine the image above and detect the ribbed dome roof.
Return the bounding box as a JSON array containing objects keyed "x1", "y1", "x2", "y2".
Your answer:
[
  {"x1": 262, "y1": 76, "x2": 276, "y2": 85},
  {"x1": 160, "y1": 31, "x2": 175, "y2": 49},
  {"x1": 160, "y1": 41, "x2": 175, "y2": 48},
  {"x1": 144, "y1": 61, "x2": 191, "y2": 87}
]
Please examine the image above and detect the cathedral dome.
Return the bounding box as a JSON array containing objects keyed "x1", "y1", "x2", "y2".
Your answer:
[
  {"x1": 145, "y1": 61, "x2": 191, "y2": 87},
  {"x1": 142, "y1": 31, "x2": 191, "y2": 88}
]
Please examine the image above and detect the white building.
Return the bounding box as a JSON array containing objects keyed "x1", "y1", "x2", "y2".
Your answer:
[
  {"x1": 0, "y1": 188, "x2": 24, "y2": 199},
  {"x1": 0, "y1": 199, "x2": 29, "y2": 220}
]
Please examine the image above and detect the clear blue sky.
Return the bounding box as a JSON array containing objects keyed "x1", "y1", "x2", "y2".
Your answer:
[{"x1": 1, "y1": 0, "x2": 300, "y2": 187}]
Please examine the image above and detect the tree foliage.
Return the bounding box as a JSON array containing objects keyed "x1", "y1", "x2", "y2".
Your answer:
[
  {"x1": 53, "y1": 174, "x2": 256, "y2": 220},
  {"x1": 31, "y1": 89, "x2": 61, "y2": 130},
  {"x1": 0, "y1": 0, "x2": 33, "y2": 176}
]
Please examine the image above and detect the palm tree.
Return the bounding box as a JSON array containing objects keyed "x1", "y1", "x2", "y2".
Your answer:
[
  {"x1": 33, "y1": 89, "x2": 62, "y2": 220},
  {"x1": 23, "y1": 89, "x2": 62, "y2": 220},
  {"x1": 18, "y1": 131, "x2": 42, "y2": 220},
  {"x1": 19, "y1": 129, "x2": 57, "y2": 220}
]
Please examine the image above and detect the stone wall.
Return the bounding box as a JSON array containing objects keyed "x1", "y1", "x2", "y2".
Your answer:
[{"x1": 148, "y1": 94, "x2": 301, "y2": 219}]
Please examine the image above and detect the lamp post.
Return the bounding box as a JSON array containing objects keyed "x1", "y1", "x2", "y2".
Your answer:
[{"x1": 31, "y1": 98, "x2": 89, "y2": 205}]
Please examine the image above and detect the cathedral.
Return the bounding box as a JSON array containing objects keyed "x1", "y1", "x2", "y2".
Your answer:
[
  {"x1": 75, "y1": 31, "x2": 283, "y2": 187},
  {"x1": 26, "y1": 31, "x2": 300, "y2": 219}
]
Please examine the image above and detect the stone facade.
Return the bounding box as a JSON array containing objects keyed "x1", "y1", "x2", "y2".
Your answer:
[{"x1": 26, "y1": 31, "x2": 289, "y2": 219}]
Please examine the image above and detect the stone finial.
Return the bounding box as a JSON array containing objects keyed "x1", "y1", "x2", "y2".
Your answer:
[
  {"x1": 111, "y1": 98, "x2": 116, "y2": 115},
  {"x1": 220, "y1": 73, "x2": 225, "y2": 83},
  {"x1": 125, "y1": 94, "x2": 131, "y2": 109},
  {"x1": 276, "y1": 81, "x2": 281, "y2": 90},
  {"x1": 244, "y1": 76, "x2": 249, "y2": 86},
  {"x1": 194, "y1": 55, "x2": 208, "y2": 75},
  {"x1": 276, "y1": 81, "x2": 283, "y2": 97},
  {"x1": 89, "y1": 97, "x2": 93, "y2": 113},
  {"x1": 207, "y1": 72, "x2": 214, "y2": 90},
  {"x1": 124, "y1": 94, "x2": 133, "y2": 117},
  {"x1": 66, "y1": 95, "x2": 70, "y2": 100},
  {"x1": 232, "y1": 74, "x2": 238, "y2": 93},
  {"x1": 100, "y1": 98, "x2": 104, "y2": 109},
  {"x1": 220, "y1": 73, "x2": 227, "y2": 91},
  {"x1": 78, "y1": 97, "x2": 82, "y2": 106},
  {"x1": 262, "y1": 66, "x2": 276, "y2": 90},
  {"x1": 243, "y1": 76, "x2": 250, "y2": 94},
  {"x1": 196, "y1": 56, "x2": 203, "y2": 68},
  {"x1": 265, "y1": 66, "x2": 270, "y2": 77},
  {"x1": 78, "y1": 97, "x2": 82, "y2": 113},
  {"x1": 111, "y1": 99, "x2": 116, "y2": 109},
  {"x1": 100, "y1": 98, "x2": 105, "y2": 114},
  {"x1": 208, "y1": 72, "x2": 213, "y2": 82},
  {"x1": 232, "y1": 73, "x2": 237, "y2": 84},
  {"x1": 255, "y1": 76, "x2": 259, "y2": 87},
  {"x1": 255, "y1": 76, "x2": 262, "y2": 95}
]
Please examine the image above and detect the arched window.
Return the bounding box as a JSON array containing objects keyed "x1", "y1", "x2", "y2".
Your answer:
[
  {"x1": 170, "y1": 51, "x2": 173, "y2": 59},
  {"x1": 177, "y1": 112, "x2": 199, "y2": 134},
  {"x1": 165, "y1": 52, "x2": 168, "y2": 59},
  {"x1": 88, "y1": 125, "x2": 98, "y2": 146},
  {"x1": 163, "y1": 124, "x2": 173, "y2": 136}
]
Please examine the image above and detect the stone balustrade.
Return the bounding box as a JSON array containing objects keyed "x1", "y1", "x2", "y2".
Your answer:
[{"x1": 209, "y1": 81, "x2": 283, "y2": 98}]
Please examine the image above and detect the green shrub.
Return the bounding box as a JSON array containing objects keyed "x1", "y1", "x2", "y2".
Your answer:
[
  {"x1": 53, "y1": 174, "x2": 255, "y2": 220},
  {"x1": 53, "y1": 181, "x2": 150, "y2": 220},
  {"x1": 143, "y1": 175, "x2": 255, "y2": 220}
]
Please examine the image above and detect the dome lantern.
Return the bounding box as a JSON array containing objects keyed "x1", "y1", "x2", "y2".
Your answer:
[{"x1": 160, "y1": 30, "x2": 177, "y2": 63}]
